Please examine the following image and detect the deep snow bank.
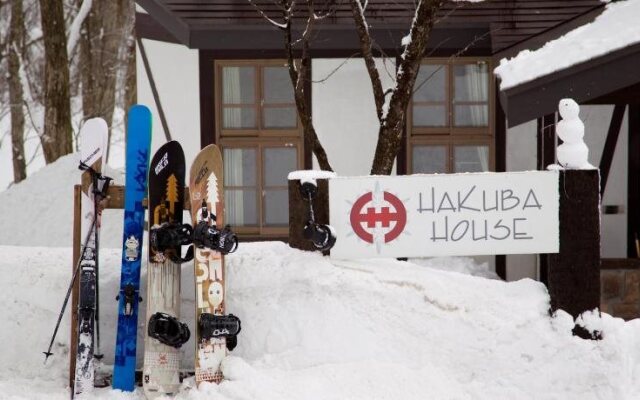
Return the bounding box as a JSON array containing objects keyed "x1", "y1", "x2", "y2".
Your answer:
[
  {"x1": 0, "y1": 153, "x2": 125, "y2": 248},
  {"x1": 1, "y1": 242, "x2": 640, "y2": 400}
]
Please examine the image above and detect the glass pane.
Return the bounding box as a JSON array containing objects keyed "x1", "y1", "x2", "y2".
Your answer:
[
  {"x1": 222, "y1": 66, "x2": 255, "y2": 104},
  {"x1": 453, "y1": 63, "x2": 488, "y2": 102},
  {"x1": 264, "y1": 147, "x2": 297, "y2": 187},
  {"x1": 264, "y1": 189, "x2": 289, "y2": 226},
  {"x1": 454, "y1": 105, "x2": 488, "y2": 127},
  {"x1": 412, "y1": 145, "x2": 447, "y2": 174},
  {"x1": 264, "y1": 107, "x2": 297, "y2": 128},
  {"x1": 223, "y1": 148, "x2": 257, "y2": 186},
  {"x1": 414, "y1": 64, "x2": 446, "y2": 102},
  {"x1": 264, "y1": 66, "x2": 294, "y2": 103},
  {"x1": 413, "y1": 105, "x2": 446, "y2": 127},
  {"x1": 225, "y1": 189, "x2": 258, "y2": 226},
  {"x1": 222, "y1": 107, "x2": 256, "y2": 129},
  {"x1": 454, "y1": 145, "x2": 490, "y2": 173}
]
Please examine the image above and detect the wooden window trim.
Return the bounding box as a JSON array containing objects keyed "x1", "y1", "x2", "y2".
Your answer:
[
  {"x1": 410, "y1": 57, "x2": 494, "y2": 136},
  {"x1": 408, "y1": 57, "x2": 495, "y2": 174},
  {"x1": 215, "y1": 60, "x2": 302, "y2": 140},
  {"x1": 220, "y1": 138, "x2": 302, "y2": 237},
  {"x1": 408, "y1": 136, "x2": 495, "y2": 174}
]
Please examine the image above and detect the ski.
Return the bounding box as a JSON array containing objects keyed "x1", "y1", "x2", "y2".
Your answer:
[
  {"x1": 143, "y1": 141, "x2": 189, "y2": 398},
  {"x1": 189, "y1": 144, "x2": 240, "y2": 385},
  {"x1": 112, "y1": 105, "x2": 152, "y2": 391},
  {"x1": 72, "y1": 118, "x2": 110, "y2": 397}
]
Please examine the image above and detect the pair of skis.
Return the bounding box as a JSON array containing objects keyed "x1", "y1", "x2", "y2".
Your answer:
[{"x1": 45, "y1": 105, "x2": 241, "y2": 398}]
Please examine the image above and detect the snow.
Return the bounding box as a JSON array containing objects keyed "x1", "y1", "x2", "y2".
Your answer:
[
  {"x1": 287, "y1": 170, "x2": 337, "y2": 185},
  {"x1": 495, "y1": 0, "x2": 640, "y2": 89},
  {"x1": 2, "y1": 242, "x2": 640, "y2": 399},
  {"x1": 2, "y1": 147, "x2": 640, "y2": 400},
  {"x1": 552, "y1": 99, "x2": 596, "y2": 170},
  {"x1": 0, "y1": 152, "x2": 125, "y2": 248},
  {"x1": 67, "y1": 0, "x2": 93, "y2": 58}
]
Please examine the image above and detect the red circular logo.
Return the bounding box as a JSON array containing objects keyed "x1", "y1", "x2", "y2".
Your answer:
[{"x1": 350, "y1": 191, "x2": 407, "y2": 244}]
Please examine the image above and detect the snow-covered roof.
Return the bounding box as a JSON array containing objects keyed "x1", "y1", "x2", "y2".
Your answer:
[{"x1": 495, "y1": 0, "x2": 640, "y2": 90}]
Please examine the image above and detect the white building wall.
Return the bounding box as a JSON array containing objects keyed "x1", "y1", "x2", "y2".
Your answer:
[
  {"x1": 312, "y1": 58, "x2": 397, "y2": 176},
  {"x1": 136, "y1": 39, "x2": 201, "y2": 165},
  {"x1": 581, "y1": 105, "x2": 628, "y2": 258},
  {"x1": 504, "y1": 106, "x2": 629, "y2": 281},
  {"x1": 505, "y1": 120, "x2": 538, "y2": 281}
]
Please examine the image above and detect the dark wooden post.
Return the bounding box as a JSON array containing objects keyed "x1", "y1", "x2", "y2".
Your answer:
[
  {"x1": 288, "y1": 179, "x2": 330, "y2": 251},
  {"x1": 547, "y1": 169, "x2": 601, "y2": 339}
]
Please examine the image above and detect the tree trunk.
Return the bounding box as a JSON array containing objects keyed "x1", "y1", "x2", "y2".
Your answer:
[
  {"x1": 39, "y1": 0, "x2": 73, "y2": 164},
  {"x1": 123, "y1": 0, "x2": 137, "y2": 123},
  {"x1": 8, "y1": 0, "x2": 27, "y2": 183},
  {"x1": 368, "y1": 0, "x2": 444, "y2": 175},
  {"x1": 80, "y1": 0, "x2": 127, "y2": 159}
]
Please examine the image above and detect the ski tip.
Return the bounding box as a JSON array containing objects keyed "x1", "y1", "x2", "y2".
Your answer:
[{"x1": 128, "y1": 104, "x2": 152, "y2": 119}]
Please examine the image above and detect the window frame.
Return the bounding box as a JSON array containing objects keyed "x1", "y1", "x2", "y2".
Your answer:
[
  {"x1": 220, "y1": 137, "x2": 302, "y2": 237},
  {"x1": 408, "y1": 57, "x2": 495, "y2": 174},
  {"x1": 215, "y1": 60, "x2": 304, "y2": 237},
  {"x1": 215, "y1": 59, "x2": 302, "y2": 138}
]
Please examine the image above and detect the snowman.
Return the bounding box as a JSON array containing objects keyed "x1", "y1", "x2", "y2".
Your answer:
[{"x1": 552, "y1": 98, "x2": 594, "y2": 169}]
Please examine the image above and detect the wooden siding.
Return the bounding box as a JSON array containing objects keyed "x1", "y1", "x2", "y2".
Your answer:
[{"x1": 137, "y1": 0, "x2": 603, "y2": 53}]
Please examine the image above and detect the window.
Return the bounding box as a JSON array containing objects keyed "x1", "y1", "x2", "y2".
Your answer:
[
  {"x1": 409, "y1": 59, "x2": 493, "y2": 174},
  {"x1": 216, "y1": 61, "x2": 302, "y2": 236}
]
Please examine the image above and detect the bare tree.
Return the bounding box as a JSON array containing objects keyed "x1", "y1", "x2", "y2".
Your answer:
[
  {"x1": 122, "y1": 0, "x2": 137, "y2": 124},
  {"x1": 79, "y1": 0, "x2": 129, "y2": 159},
  {"x1": 352, "y1": 0, "x2": 445, "y2": 175},
  {"x1": 39, "y1": 0, "x2": 73, "y2": 163},
  {"x1": 8, "y1": 0, "x2": 27, "y2": 183},
  {"x1": 249, "y1": 0, "x2": 334, "y2": 171},
  {"x1": 250, "y1": 0, "x2": 448, "y2": 175}
]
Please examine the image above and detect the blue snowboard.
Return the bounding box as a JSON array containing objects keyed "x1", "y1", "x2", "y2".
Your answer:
[{"x1": 113, "y1": 105, "x2": 152, "y2": 391}]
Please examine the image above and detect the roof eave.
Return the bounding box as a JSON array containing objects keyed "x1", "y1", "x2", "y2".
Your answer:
[
  {"x1": 136, "y1": 0, "x2": 190, "y2": 45},
  {"x1": 500, "y1": 42, "x2": 640, "y2": 128}
]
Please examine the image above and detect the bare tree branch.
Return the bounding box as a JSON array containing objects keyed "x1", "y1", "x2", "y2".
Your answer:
[
  {"x1": 247, "y1": 0, "x2": 288, "y2": 29},
  {"x1": 349, "y1": 0, "x2": 385, "y2": 122}
]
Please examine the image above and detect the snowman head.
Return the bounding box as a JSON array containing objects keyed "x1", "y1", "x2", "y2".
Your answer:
[{"x1": 558, "y1": 98, "x2": 580, "y2": 119}]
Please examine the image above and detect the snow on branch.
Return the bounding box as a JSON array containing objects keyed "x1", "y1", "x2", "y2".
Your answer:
[
  {"x1": 67, "y1": 0, "x2": 92, "y2": 58},
  {"x1": 247, "y1": 0, "x2": 288, "y2": 29}
]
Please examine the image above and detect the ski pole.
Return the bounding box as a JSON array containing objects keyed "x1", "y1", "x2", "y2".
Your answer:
[{"x1": 43, "y1": 220, "x2": 97, "y2": 362}]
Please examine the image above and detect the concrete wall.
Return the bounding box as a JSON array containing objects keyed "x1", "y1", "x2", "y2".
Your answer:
[
  {"x1": 137, "y1": 39, "x2": 201, "y2": 165},
  {"x1": 311, "y1": 58, "x2": 397, "y2": 176}
]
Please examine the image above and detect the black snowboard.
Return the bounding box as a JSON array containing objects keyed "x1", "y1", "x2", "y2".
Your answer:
[{"x1": 143, "y1": 140, "x2": 188, "y2": 397}]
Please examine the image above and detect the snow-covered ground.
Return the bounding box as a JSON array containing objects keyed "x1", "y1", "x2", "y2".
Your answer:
[
  {"x1": 2, "y1": 152, "x2": 640, "y2": 400},
  {"x1": 2, "y1": 242, "x2": 640, "y2": 400}
]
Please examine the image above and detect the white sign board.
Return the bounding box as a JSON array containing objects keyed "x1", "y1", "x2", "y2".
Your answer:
[{"x1": 329, "y1": 171, "x2": 559, "y2": 259}]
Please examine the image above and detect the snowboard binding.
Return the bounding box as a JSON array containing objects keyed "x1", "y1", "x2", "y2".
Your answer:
[
  {"x1": 150, "y1": 222, "x2": 195, "y2": 263},
  {"x1": 300, "y1": 181, "x2": 336, "y2": 251},
  {"x1": 199, "y1": 313, "x2": 241, "y2": 351},
  {"x1": 193, "y1": 222, "x2": 238, "y2": 255},
  {"x1": 148, "y1": 312, "x2": 191, "y2": 349},
  {"x1": 193, "y1": 200, "x2": 239, "y2": 254}
]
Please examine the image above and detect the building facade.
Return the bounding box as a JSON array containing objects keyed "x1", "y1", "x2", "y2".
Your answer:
[{"x1": 135, "y1": 0, "x2": 639, "y2": 284}]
